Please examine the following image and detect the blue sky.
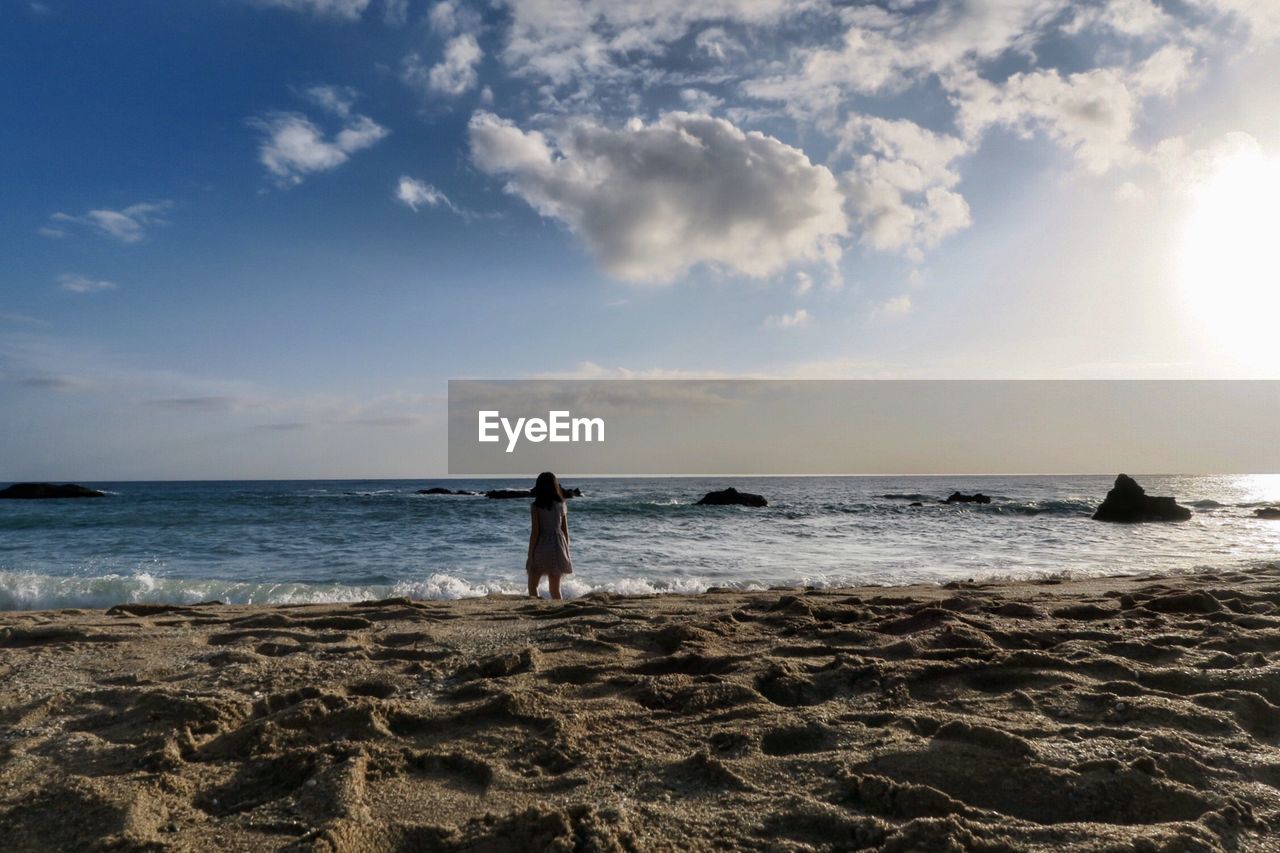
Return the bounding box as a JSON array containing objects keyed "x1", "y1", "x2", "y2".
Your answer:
[{"x1": 2, "y1": 0, "x2": 1279, "y2": 478}]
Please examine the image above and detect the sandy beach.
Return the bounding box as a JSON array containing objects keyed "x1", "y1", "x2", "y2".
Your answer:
[{"x1": 2, "y1": 567, "x2": 1280, "y2": 851}]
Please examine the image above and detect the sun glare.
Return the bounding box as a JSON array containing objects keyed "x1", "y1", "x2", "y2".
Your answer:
[{"x1": 1178, "y1": 148, "x2": 1280, "y2": 363}]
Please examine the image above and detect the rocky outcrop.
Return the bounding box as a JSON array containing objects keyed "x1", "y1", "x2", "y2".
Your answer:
[
  {"x1": 944, "y1": 492, "x2": 991, "y2": 505},
  {"x1": 0, "y1": 482, "x2": 105, "y2": 499},
  {"x1": 1092, "y1": 474, "x2": 1192, "y2": 523},
  {"x1": 485, "y1": 487, "x2": 582, "y2": 500},
  {"x1": 696, "y1": 487, "x2": 768, "y2": 507},
  {"x1": 416, "y1": 488, "x2": 477, "y2": 496},
  {"x1": 1255, "y1": 507, "x2": 1280, "y2": 520}
]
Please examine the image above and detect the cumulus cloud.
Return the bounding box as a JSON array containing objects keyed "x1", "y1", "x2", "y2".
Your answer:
[
  {"x1": 251, "y1": 90, "x2": 388, "y2": 185},
  {"x1": 248, "y1": 0, "x2": 371, "y2": 20},
  {"x1": 951, "y1": 45, "x2": 1198, "y2": 174},
  {"x1": 427, "y1": 34, "x2": 483, "y2": 95},
  {"x1": 468, "y1": 110, "x2": 847, "y2": 282},
  {"x1": 43, "y1": 201, "x2": 172, "y2": 243},
  {"x1": 395, "y1": 176, "x2": 453, "y2": 211},
  {"x1": 838, "y1": 115, "x2": 971, "y2": 255},
  {"x1": 57, "y1": 273, "x2": 118, "y2": 294}
]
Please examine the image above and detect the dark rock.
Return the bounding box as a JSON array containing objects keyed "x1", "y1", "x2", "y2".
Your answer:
[
  {"x1": 696, "y1": 487, "x2": 767, "y2": 507},
  {"x1": 485, "y1": 487, "x2": 581, "y2": 500},
  {"x1": 943, "y1": 492, "x2": 991, "y2": 505},
  {"x1": 908, "y1": 502, "x2": 925, "y2": 508},
  {"x1": 1092, "y1": 474, "x2": 1191, "y2": 523},
  {"x1": 0, "y1": 482, "x2": 105, "y2": 499},
  {"x1": 486, "y1": 489, "x2": 533, "y2": 500},
  {"x1": 1255, "y1": 507, "x2": 1280, "y2": 520},
  {"x1": 417, "y1": 487, "x2": 455, "y2": 495}
]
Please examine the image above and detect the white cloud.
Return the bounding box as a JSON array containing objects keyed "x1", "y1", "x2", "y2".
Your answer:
[
  {"x1": 248, "y1": 0, "x2": 371, "y2": 20},
  {"x1": 872, "y1": 294, "x2": 912, "y2": 318},
  {"x1": 395, "y1": 176, "x2": 453, "y2": 211},
  {"x1": 766, "y1": 308, "x2": 813, "y2": 328},
  {"x1": 794, "y1": 271, "x2": 813, "y2": 296},
  {"x1": 1063, "y1": 0, "x2": 1171, "y2": 38},
  {"x1": 951, "y1": 45, "x2": 1197, "y2": 174},
  {"x1": 497, "y1": 0, "x2": 803, "y2": 91},
  {"x1": 428, "y1": 33, "x2": 483, "y2": 96},
  {"x1": 428, "y1": 0, "x2": 479, "y2": 36},
  {"x1": 839, "y1": 115, "x2": 972, "y2": 255},
  {"x1": 251, "y1": 92, "x2": 388, "y2": 185},
  {"x1": 744, "y1": 1, "x2": 1072, "y2": 115},
  {"x1": 468, "y1": 110, "x2": 847, "y2": 282},
  {"x1": 679, "y1": 88, "x2": 724, "y2": 113},
  {"x1": 305, "y1": 83, "x2": 357, "y2": 117},
  {"x1": 43, "y1": 202, "x2": 172, "y2": 243},
  {"x1": 1190, "y1": 0, "x2": 1280, "y2": 46},
  {"x1": 57, "y1": 273, "x2": 117, "y2": 294}
]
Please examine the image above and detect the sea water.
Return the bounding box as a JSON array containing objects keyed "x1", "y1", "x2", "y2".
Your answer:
[{"x1": 2, "y1": 475, "x2": 1279, "y2": 610}]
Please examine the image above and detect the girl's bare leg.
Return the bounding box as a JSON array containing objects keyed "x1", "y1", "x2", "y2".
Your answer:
[
  {"x1": 527, "y1": 573, "x2": 541, "y2": 598},
  {"x1": 548, "y1": 574, "x2": 562, "y2": 600}
]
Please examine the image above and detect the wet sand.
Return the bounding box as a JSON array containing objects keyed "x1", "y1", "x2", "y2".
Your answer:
[{"x1": 3, "y1": 566, "x2": 1280, "y2": 851}]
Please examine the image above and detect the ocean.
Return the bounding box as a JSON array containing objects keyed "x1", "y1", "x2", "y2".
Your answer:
[{"x1": 2, "y1": 475, "x2": 1278, "y2": 610}]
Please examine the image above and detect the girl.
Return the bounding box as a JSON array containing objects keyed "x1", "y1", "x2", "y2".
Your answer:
[{"x1": 526, "y1": 471, "x2": 573, "y2": 599}]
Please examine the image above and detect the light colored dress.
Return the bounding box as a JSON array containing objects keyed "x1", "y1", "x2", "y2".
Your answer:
[{"x1": 527, "y1": 501, "x2": 572, "y2": 576}]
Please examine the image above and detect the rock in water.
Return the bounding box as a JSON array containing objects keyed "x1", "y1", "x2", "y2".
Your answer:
[
  {"x1": 696, "y1": 487, "x2": 768, "y2": 507},
  {"x1": 417, "y1": 487, "x2": 455, "y2": 495},
  {"x1": 1092, "y1": 474, "x2": 1191, "y2": 523},
  {"x1": 1255, "y1": 507, "x2": 1280, "y2": 520},
  {"x1": 485, "y1": 487, "x2": 582, "y2": 500},
  {"x1": 944, "y1": 492, "x2": 991, "y2": 504},
  {"x1": 0, "y1": 482, "x2": 106, "y2": 499}
]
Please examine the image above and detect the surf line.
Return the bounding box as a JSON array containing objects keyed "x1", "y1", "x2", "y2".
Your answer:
[{"x1": 478, "y1": 410, "x2": 605, "y2": 453}]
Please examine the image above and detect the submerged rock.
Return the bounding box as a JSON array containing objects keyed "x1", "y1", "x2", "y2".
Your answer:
[
  {"x1": 943, "y1": 492, "x2": 991, "y2": 505},
  {"x1": 416, "y1": 487, "x2": 476, "y2": 495},
  {"x1": 1092, "y1": 474, "x2": 1191, "y2": 523},
  {"x1": 0, "y1": 482, "x2": 105, "y2": 499},
  {"x1": 696, "y1": 487, "x2": 767, "y2": 507},
  {"x1": 1255, "y1": 507, "x2": 1280, "y2": 520}
]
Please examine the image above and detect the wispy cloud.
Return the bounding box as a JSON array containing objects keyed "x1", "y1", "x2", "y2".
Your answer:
[
  {"x1": 0, "y1": 312, "x2": 49, "y2": 328},
  {"x1": 395, "y1": 176, "x2": 453, "y2": 212},
  {"x1": 20, "y1": 375, "x2": 92, "y2": 391},
  {"x1": 57, "y1": 273, "x2": 118, "y2": 294},
  {"x1": 872, "y1": 294, "x2": 913, "y2": 319},
  {"x1": 145, "y1": 395, "x2": 241, "y2": 412},
  {"x1": 247, "y1": 0, "x2": 370, "y2": 20},
  {"x1": 251, "y1": 87, "x2": 388, "y2": 186},
  {"x1": 766, "y1": 308, "x2": 813, "y2": 329},
  {"x1": 43, "y1": 202, "x2": 172, "y2": 243}
]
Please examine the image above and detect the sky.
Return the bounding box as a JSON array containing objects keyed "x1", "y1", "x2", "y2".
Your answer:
[{"x1": 1, "y1": 0, "x2": 1279, "y2": 479}]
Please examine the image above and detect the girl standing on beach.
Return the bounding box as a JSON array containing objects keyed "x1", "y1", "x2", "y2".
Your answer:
[{"x1": 527, "y1": 471, "x2": 573, "y2": 599}]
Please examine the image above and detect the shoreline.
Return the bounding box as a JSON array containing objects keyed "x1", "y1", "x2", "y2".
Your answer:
[{"x1": 3, "y1": 567, "x2": 1279, "y2": 849}]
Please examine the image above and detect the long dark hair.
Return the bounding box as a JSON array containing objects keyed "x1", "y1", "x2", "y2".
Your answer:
[{"x1": 532, "y1": 471, "x2": 564, "y2": 509}]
